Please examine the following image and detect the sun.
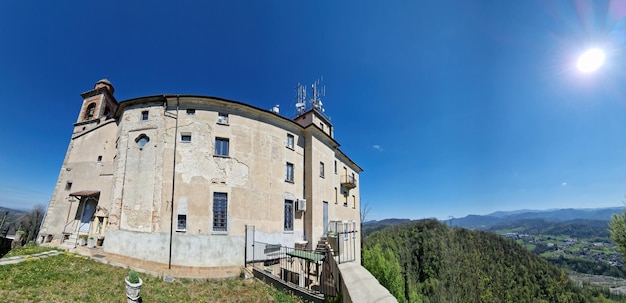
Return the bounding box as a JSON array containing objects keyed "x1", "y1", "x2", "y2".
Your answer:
[{"x1": 577, "y1": 48, "x2": 606, "y2": 73}]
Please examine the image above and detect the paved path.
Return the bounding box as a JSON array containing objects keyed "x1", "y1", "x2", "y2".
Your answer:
[{"x1": 0, "y1": 250, "x2": 62, "y2": 265}]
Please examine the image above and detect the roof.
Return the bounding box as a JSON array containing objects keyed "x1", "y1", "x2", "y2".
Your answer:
[
  {"x1": 287, "y1": 250, "x2": 325, "y2": 263},
  {"x1": 69, "y1": 190, "x2": 100, "y2": 197}
]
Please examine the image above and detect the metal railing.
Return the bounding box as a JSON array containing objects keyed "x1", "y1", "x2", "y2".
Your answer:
[
  {"x1": 248, "y1": 241, "x2": 339, "y2": 299},
  {"x1": 327, "y1": 220, "x2": 358, "y2": 264}
]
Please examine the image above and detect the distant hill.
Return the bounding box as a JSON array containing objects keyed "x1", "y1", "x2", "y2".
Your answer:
[
  {"x1": 0, "y1": 207, "x2": 26, "y2": 236},
  {"x1": 487, "y1": 218, "x2": 610, "y2": 239},
  {"x1": 447, "y1": 207, "x2": 626, "y2": 229},
  {"x1": 363, "y1": 207, "x2": 626, "y2": 236},
  {"x1": 362, "y1": 218, "x2": 411, "y2": 236},
  {"x1": 362, "y1": 220, "x2": 619, "y2": 302}
]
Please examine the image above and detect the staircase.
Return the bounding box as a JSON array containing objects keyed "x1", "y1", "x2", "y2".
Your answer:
[
  {"x1": 315, "y1": 236, "x2": 330, "y2": 254},
  {"x1": 60, "y1": 232, "x2": 78, "y2": 249}
]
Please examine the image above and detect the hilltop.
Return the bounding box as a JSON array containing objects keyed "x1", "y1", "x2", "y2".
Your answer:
[{"x1": 362, "y1": 219, "x2": 621, "y2": 302}]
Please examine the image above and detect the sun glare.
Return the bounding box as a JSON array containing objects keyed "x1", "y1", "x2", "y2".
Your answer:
[{"x1": 576, "y1": 48, "x2": 606, "y2": 73}]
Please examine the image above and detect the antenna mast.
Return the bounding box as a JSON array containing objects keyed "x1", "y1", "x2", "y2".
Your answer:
[
  {"x1": 310, "y1": 77, "x2": 325, "y2": 112},
  {"x1": 295, "y1": 83, "x2": 306, "y2": 116},
  {"x1": 294, "y1": 77, "x2": 327, "y2": 117}
]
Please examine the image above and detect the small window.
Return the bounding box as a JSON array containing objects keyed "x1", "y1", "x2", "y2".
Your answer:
[
  {"x1": 334, "y1": 161, "x2": 337, "y2": 174},
  {"x1": 343, "y1": 192, "x2": 348, "y2": 207},
  {"x1": 213, "y1": 193, "x2": 228, "y2": 232},
  {"x1": 320, "y1": 162, "x2": 325, "y2": 178},
  {"x1": 353, "y1": 195, "x2": 356, "y2": 209},
  {"x1": 215, "y1": 138, "x2": 229, "y2": 156},
  {"x1": 286, "y1": 162, "x2": 294, "y2": 182},
  {"x1": 286, "y1": 134, "x2": 294, "y2": 149},
  {"x1": 218, "y1": 113, "x2": 229, "y2": 124},
  {"x1": 85, "y1": 103, "x2": 96, "y2": 120},
  {"x1": 181, "y1": 132, "x2": 191, "y2": 142},
  {"x1": 334, "y1": 187, "x2": 337, "y2": 204},
  {"x1": 186, "y1": 109, "x2": 195, "y2": 115},
  {"x1": 65, "y1": 181, "x2": 73, "y2": 191},
  {"x1": 284, "y1": 200, "x2": 294, "y2": 231},
  {"x1": 135, "y1": 134, "x2": 150, "y2": 148},
  {"x1": 141, "y1": 111, "x2": 149, "y2": 121},
  {"x1": 177, "y1": 214, "x2": 187, "y2": 231},
  {"x1": 97, "y1": 155, "x2": 102, "y2": 162},
  {"x1": 320, "y1": 123, "x2": 324, "y2": 131}
]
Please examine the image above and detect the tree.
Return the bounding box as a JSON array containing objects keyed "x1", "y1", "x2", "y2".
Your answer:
[
  {"x1": 609, "y1": 210, "x2": 626, "y2": 258},
  {"x1": 15, "y1": 204, "x2": 46, "y2": 245}
]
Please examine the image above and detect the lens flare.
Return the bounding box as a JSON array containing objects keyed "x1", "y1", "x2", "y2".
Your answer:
[{"x1": 577, "y1": 48, "x2": 606, "y2": 73}]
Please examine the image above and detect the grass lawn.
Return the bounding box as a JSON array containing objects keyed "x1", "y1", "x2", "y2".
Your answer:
[
  {"x1": 2, "y1": 242, "x2": 57, "y2": 258},
  {"x1": 0, "y1": 252, "x2": 300, "y2": 302}
]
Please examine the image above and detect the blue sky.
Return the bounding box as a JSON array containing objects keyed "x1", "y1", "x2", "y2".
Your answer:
[{"x1": 1, "y1": 1, "x2": 626, "y2": 220}]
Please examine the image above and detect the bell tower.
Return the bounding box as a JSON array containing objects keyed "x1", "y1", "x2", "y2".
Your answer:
[{"x1": 77, "y1": 79, "x2": 118, "y2": 123}]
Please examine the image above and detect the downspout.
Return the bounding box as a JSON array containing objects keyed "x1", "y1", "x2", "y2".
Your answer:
[
  {"x1": 302, "y1": 136, "x2": 307, "y2": 243},
  {"x1": 168, "y1": 96, "x2": 179, "y2": 269}
]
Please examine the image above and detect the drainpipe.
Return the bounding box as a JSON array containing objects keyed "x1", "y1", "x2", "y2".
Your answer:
[
  {"x1": 302, "y1": 136, "x2": 307, "y2": 244},
  {"x1": 168, "y1": 96, "x2": 179, "y2": 269}
]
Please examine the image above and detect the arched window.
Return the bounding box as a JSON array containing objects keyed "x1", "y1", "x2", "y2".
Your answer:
[
  {"x1": 135, "y1": 134, "x2": 150, "y2": 149},
  {"x1": 85, "y1": 103, "x2": 96, "y2": 120}
]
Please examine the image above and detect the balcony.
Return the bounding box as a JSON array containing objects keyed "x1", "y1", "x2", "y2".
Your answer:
[{"x1": 340, "y1": 175, "x2": 357, "y2": 189}]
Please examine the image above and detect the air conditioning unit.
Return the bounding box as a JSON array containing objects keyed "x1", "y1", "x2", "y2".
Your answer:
[{"x1": 297, "y1": 199, "x2": 306, "y2": 212}]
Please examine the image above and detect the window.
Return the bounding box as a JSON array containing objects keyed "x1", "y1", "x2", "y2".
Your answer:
[
  {"x1": 343, "y1": 192, "x2": 348, "y2": 207},
  {"x1": 320, "y1": 162, "x2": 325, "y2": 178},
  {"x1": 334, "y1": 161, "x2": 337, "y2": 174},
  {"x1": 141, "y1": 111, "x2": 149, "y2": 121},
  {"x1": 180, "y1": 132, "x2": 191, "y2": 142},
  {"x1": 135, "y1": 134, "x2": 150, "y2": 148},
  {"x1": 285, "y1": 162, "x2": 294, "y2": 182},
  {"x1": 186, "y1": 109, "x2": 195, "y2": 115},
  {"x1": 218, "y1": 113, "x2": 229, "y2": 124},
  {"x1": 97, "y1": 155, "x2": 102, "y2": 162},
  {"x1": 85, "y1": 103, "x2": 96, "y2": 120},
  {"x1": 284, "y1": 200, "x2": 294, "y2": 231},
  {"x1": 213, "y1": 193, "x2": 228, "y2": 232},
  {"x1": 320, "y1": 123, "x2": 324, "y2": 130},
  {"x1": 177, "y1": 214, "x2": 187, "y2": 231},
  {"x1": 65, "y1": 181, "x2": 73, "y2": 191},
  {"x1": 353, "y1": 195, "x2": 356, "y2": 208},
  {"x1": 334, "y1": 187, "x2": 338, "y2": 204},
  {"x1": 286, "y1": 134, "x2": 294, "y2": 149},
  {"x1": 215, "y1": 138, "x2": 229, "y2": 156}
]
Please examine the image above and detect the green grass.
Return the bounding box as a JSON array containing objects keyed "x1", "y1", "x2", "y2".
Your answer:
[
  {"x1": 0, "y1": 252, "x2": 301, "y2": 302},
  {"x1": 2, "y1": 242, "x2": 57, "y2": 258}
]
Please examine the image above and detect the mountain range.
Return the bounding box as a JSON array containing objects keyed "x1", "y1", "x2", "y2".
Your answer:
[{"x1": 363, "y1": 207, "x2": 626, "y2": 235}]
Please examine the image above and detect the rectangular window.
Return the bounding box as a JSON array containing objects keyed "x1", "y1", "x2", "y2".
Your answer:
[
  {"x1": 343, "y1": 192, "x2": 348, "y2": 207},
  {"x1": 97, "y1": 155, "x2": 102, "y2": 162},
  {"x1": 286, "y1": 134, "x2": 294, "y2": 149},
  {"x1": 213, "y1": 193, "x2": 228, "y2": 232},
  {"x1": 215, "y1": 138, "x2": 229, "y2": 156},
  {"x1": 177, "y1": 214, "x2": 187, "y2": 231},
  {"x1": 186, "y1": 108, "x2": 195, "y2": 115},
  {"x1": 320, "y1": 162, "x2": 325, "y2": 178},
  {"x1": 353, "y1": 195, "x2": 356, "y2": 209},
  {"x1": 284, "y1": 200, "x2": 294, "y2": 231},
  {"x1": 285, "y1": 162, "x2": 294, "y2": 182},
  {"x1": 334, "y1": 187, "x2": 338, "y2": 204},
  {"x1": 65, "y1": 181, "x2": 72, "y2": 191},
  {"x1": 181, "y1": 132, "x2": 192, "y2": 142},
  {"x1": 141, "y1": 111, "x2": 149, "y2": 121},
  {"x1": 218, "y1": 113, "x2": 229, "y2": 124},
  {"x1": 334, "y1": 161, "x2": 337, "y2": 174}
]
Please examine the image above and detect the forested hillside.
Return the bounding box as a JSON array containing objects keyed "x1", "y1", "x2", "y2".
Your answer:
[{"x1": 362, "y1": 219, "x2": 621, "y2": 302}]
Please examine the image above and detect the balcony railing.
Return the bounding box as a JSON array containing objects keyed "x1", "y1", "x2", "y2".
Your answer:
[{"x1": 340, "y1": 175, "x2": 357, "y2": 189}]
